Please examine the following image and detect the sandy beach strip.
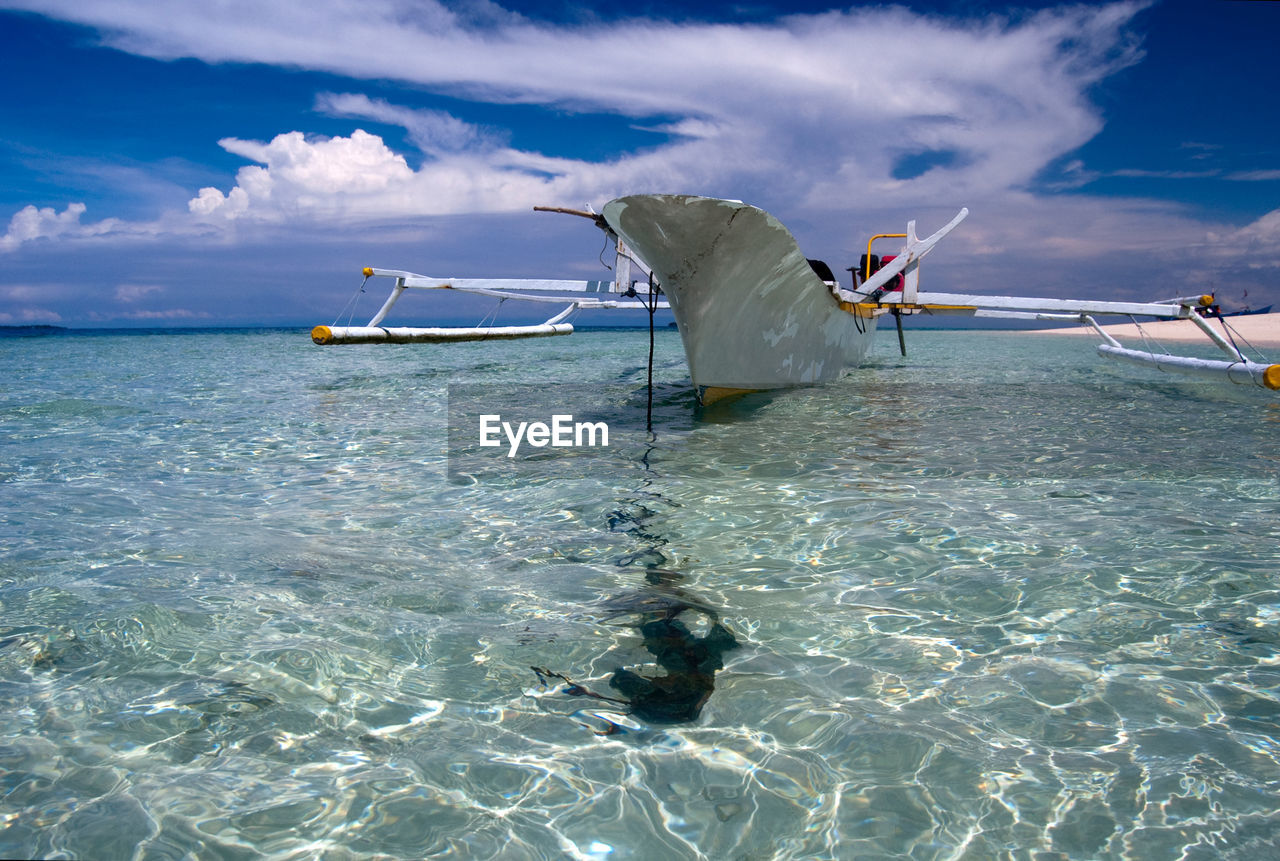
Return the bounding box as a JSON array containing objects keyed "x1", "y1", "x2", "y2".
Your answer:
[{"x1": 1030, "y1": 312, "x2": 1280, "y2": 348}]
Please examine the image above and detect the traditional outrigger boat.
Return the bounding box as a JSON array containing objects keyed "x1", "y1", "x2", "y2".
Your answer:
[{"x1": 312, "y1": 194, "x2": 1280, "y2": 400}]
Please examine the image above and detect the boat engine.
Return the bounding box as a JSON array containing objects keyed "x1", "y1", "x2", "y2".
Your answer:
[{"x1": 851, "y1": 253, "x2": 903, "y2": 293}]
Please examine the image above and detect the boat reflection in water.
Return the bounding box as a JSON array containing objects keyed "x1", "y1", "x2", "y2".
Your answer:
[
  {"x1": 603, "y1": 567, "x2": 739, "y2": 723},
  {"x1": 533, "y1": 567, "x2": 739, "y2": 731}
]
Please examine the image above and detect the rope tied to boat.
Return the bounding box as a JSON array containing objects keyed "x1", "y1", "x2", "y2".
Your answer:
[
  {"x1": 476, "y1": 297, "x2": 507, "y2": 330},
  {"x1": 1129, "y1": 314, "x2": 1171, "y2": 356},
  {"x1": 646, "y1": 271, "x2": 659, "y2": 433},
  {"x1": 1211, "y1": 309, "x2": 1270, "y2": 364},
  {"x1": 331, "y1": 271, "x2": 370, "y2": 327}
]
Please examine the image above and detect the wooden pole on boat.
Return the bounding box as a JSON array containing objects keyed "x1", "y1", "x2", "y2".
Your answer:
[{"x1": 532, "y1": 205, "x2": 610, "y2": 231}]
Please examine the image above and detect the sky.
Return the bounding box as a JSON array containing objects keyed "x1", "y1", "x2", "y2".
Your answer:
[{"x1": 1, "y1": 0, "x2": 1278, "y2": 327}]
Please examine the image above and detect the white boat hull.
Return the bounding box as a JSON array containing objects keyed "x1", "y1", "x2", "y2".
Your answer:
[{"x1": 602, "y1": 195, "x2": 876, "y2": 401}]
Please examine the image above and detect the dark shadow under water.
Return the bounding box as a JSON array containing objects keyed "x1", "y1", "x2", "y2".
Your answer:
[
  {"x1": 533, "y1": 423, "x2": 741, "y2": 727},
  {"x1": 607, "y1": 603, "x2": 739, "y2": 723},
  {"x1": 532, "y1": 572, "x2": 739, "y2": 727},
  {"x1": 530, "y1": 394, "x2": 762, "y2": 729}
]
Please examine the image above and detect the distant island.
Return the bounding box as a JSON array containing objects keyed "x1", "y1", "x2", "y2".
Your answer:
[{"x1": 0, "y1": 325, "x2": 67, "y2": 337}]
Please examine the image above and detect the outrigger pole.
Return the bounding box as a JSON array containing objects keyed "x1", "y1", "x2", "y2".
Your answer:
[
  {"x1": 310, "y1": 271, "x2": 642, "y2": 344},
  {"x1": 864, "y1": 289, "x2": 1279, "y2": 391},
  {"x1": 1088, "y1": 310, "x2": 1280, "y2": 390},
  {"x1": 827, "y1": 211, "x2": 1277, "y2": 391},
  {"x1": 311, "y1": 208, "x2": 668, "y2": 345},
  {"x1": 313, "y1": 195, "x2": 1277, "y2": 394}
]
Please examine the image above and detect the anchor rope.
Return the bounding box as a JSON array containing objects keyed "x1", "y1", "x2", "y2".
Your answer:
[
  {"x1": 852, "y1": 296, "x2": 868, "y2": 334},
  {"x1": 646, "y1": 271, "x2": 658, "y2": 433}
]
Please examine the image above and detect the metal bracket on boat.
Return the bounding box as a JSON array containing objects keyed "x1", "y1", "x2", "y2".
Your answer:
[{"x1": 895, "y1": 293, "x2": 1280, "y2": 391}]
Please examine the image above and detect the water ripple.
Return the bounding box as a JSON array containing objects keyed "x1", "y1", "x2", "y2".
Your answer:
[{"x1": 2, "y1": 330, "x2": 1279, "y2": 858}]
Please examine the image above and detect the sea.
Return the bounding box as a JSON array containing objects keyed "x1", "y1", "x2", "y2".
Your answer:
[{"x1": 2, "y1": 325, "x2": 1278, "y2": 860}]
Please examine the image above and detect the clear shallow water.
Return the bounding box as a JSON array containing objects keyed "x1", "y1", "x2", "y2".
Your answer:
[{"x1": 2, "y1": 327, "x2": 1278, "y2": 859}]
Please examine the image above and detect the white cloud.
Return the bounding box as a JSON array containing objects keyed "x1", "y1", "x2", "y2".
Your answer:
[
  {"x1": 5, "y1": 0, "x2": 1278, "y2": 307},
  {"x1": 178, "y1": 120, "x2": 726, "y2": 223},
  {"x1": 0, "y1": 284, "x2": 65, "y2": 322},
  {"x1": 0, "y1": 200, "x2": 201, "y2": 254},
  {"x1": 1109, "y1": 168, "x2": 1218, "y2": 179},
  {"x1": 188, "y1": 129, "x2": 416, "y2": 222},
  {"x1": 0, "y1": 306, "x2": 62, "y2": 323},
  {"x1": 3, "y1": 0, "x2": 1150, "y2": 215},
  {"x1": 1221, "y1": 208, "x2": 1280, "y2": 247},
  {"x1": 109, "y1": 308, "x2": 211, "y2": 320},
  {"x1": 316, "y1": 92, "x2": 500, "y2": 154},
  {"x1": 1, "y1": 202, "x2": 87, "y2": 251},
  {"x1": 1227, "y1": 170, "x2": 1280, "y2": 182},
  {"x1": 114, "y1": 283, "x2": 165, "y2": 302}
]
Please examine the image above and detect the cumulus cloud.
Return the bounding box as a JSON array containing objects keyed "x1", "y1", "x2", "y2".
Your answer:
[
  {"x1": 1, "y1": 202, "x2": 88, "y2": 251},
  {"x1": 179, "y1": 119, "x2": 718, "y2": 223},
  {"x1": 0, "y1": 200, "x2": 195, "y2": 253},
  {"x1": 188, "y1": 129, "x2": 415, "y2": 221}
]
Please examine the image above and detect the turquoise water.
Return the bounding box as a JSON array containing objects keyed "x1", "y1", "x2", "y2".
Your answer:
[{"x1": 2, "y1": 327, "x2": 1278, "y2": 859}]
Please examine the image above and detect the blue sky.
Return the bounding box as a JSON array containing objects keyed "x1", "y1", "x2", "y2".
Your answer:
[{"x1": 1, "y1": 0, "x2": 1278, "y2": 327}]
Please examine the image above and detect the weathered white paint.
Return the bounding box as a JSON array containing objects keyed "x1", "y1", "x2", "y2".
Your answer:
[{"x1": 602, "y1": 194, "x2": 876, "y2": 394}]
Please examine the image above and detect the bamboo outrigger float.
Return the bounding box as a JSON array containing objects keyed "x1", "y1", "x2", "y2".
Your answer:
[{"x1": 312, "y1": 194, "x2": 1279, "y2": 399}]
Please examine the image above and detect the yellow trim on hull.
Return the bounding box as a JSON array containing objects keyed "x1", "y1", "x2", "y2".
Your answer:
[{"x1": 699, "y1": 386, "x2": 760, "y2": 405}]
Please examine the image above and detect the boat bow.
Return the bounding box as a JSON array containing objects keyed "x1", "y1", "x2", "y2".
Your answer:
[{"x1": 602, "y1": 194, "x2": 876, "y2": 399}]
